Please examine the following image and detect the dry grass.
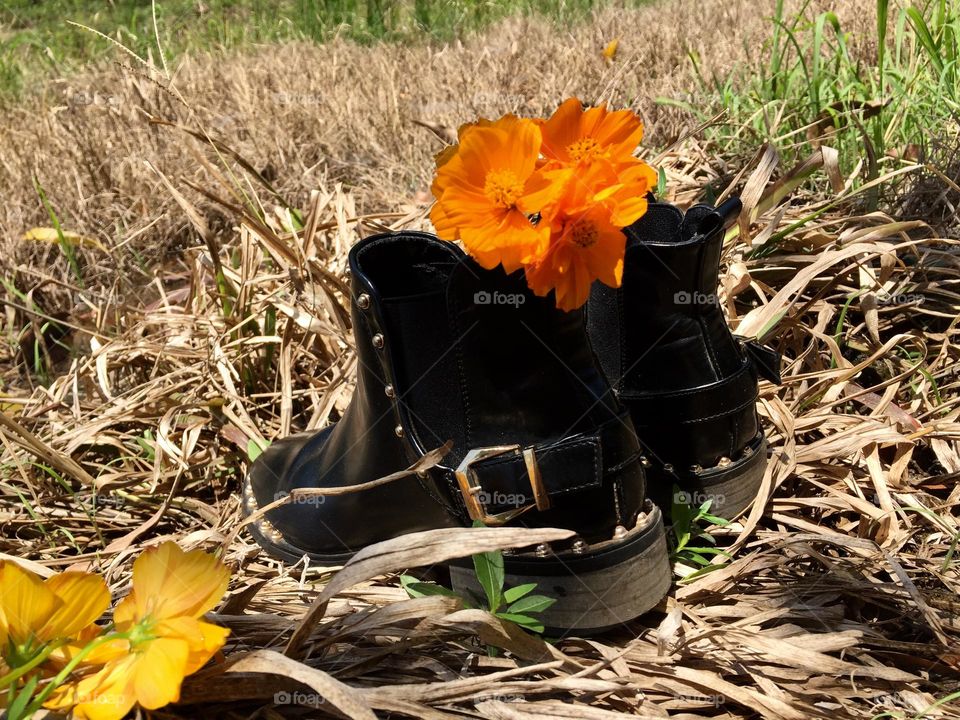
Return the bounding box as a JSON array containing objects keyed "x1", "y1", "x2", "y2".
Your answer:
[
  {"x1": 2, "y1": 138, "x2": 959, "y2": 717},
  {"x1": 0, "y1": 0, "x2": 880, "y2": 269},
  {"x1": 2, "y1": 0, "x2": 959, "y2": 717}
]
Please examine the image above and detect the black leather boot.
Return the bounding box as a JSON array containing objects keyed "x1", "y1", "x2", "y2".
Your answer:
[
  {"x1": 243, "y1": 231, "x2": 671, "y2": 631},
  {"x1": 585, "y1": 199, "x2": 780, "y2": 518}
]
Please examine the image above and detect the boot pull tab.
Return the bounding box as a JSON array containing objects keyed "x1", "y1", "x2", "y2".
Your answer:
[
  {"x1": 715, "y1": 197, "x2": 743, "y2": 229},
  {"x1": 737, "y1": 336, "x2": 782, "y2": 385},
  {"x1": 693, "y1": 197, "x2": 742, "y2": 238}
]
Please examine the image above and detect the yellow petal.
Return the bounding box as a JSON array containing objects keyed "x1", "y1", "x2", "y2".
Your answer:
[
  {"x1": 602, "y1": 38, "x2": 619, "y2": 61},
  {"x1": 50, "y1": 630, "x2": 128, "y2": 668},
  {"x1": 157, "y1": 616, "x2": 230, "y2": 674},
  {"x1": 39, "y1": 571, "x2": 110, "y2": 642},
  {"x1": 21, "y1": 227, "x2": 105, "y2": 251},
  {"x1": 133, "y1": 637, "x2": 190, "y2": 709},
  {"x1": 117, "y1": 542, "x2": 229, "y2": 624},
  {"x1": 45, "y1": 655, "x2": 137, "y2": 720},
  {"x1": 0, "y1": 561, "x2": 59, "y2": 644}
]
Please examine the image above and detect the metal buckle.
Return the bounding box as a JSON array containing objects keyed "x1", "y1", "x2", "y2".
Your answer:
[{"x1": 454, "y1": 444, "x2": 550, "y2": 526}]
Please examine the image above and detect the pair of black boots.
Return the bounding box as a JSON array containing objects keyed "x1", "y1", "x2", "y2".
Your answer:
[{"x1": 244, "y1": 198, "x2": 780, "y2": 632}]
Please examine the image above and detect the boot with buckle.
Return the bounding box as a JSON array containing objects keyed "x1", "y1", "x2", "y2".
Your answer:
[
  {"x1": 585, "y1": 198, "x2": 781, "y2": 518},
  {"x1": 244, "y1": 230, "x2": 671, "y2": 632}
]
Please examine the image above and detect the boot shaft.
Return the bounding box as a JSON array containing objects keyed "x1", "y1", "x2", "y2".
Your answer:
[
  {"x1": 588, "y1": 200, "x2": 745, "y2": 396},
  {"x1": 346, "y1": 232, "x2": 646, "y2": 540},
  {"x1": 350, "y1": 232, "x2": 622, "y2": 462},
  {"x1": 586, "y1": 199, "x2": 769, "y2": 499}
]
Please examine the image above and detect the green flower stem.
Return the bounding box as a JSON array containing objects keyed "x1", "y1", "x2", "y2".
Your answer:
[
  {"x1": 26, "y1": 632, "x2": 128, "y2": 714},
  {"x1": 0, "y1": 643, "x2": 62, "y2": 691}
]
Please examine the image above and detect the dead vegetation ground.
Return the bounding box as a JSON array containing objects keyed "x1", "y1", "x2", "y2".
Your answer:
[{"x1": 1, "y1": 0, "x2": 959, "y2": 718}]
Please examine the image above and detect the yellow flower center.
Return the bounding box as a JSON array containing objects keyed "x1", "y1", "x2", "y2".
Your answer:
[
  {"x1": 569, "y1": 219, "x2": 598, "y2": 249},
  {"x1": 128, "y1": 618, "x2": 157, "y2": 649},
  {"x1": 567, "y1": 137, "x2": 602, "y2": 161},
  {"x1": 484, "y1": 169, "x2": 524, "y2": 208}
]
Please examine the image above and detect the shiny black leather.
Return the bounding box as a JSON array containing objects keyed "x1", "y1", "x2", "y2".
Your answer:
[
  {"x1": 586, "y1": 199, "x2": 778, "y2": 488},
  {"x1": 248, "y1": 231, "x2": 649, "y2": 559}
]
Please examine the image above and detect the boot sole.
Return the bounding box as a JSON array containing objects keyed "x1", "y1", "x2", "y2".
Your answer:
[
  {"x1": 646, "y1": 433, "x2": 767, "y2": 519},
  {"x1": 242, "y1": 475, "x2": 357, "y2": 566},
  {"x1": 449, "y1": 503, "x2": 671, "y2": 634},
  {"x1": 245, "y1": 471, "x2": 671, "y2": 634}
]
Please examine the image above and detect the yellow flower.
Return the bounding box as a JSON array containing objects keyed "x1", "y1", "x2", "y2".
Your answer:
[
  {"x1": 46, "y1": 543, "x2": 230, "y2": 720},
  {"x1": 0, "y1": 562, "x2": 110, "y2": 663},
  {"x1": 602, "y1": 38, "x2": 619, "y2": 63}
]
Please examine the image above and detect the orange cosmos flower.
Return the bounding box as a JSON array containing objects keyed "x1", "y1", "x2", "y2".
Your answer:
[
  {"x1": 526, "y1": 204, "x2": 625, "y2": 312},
  {"x1": 46, "y1": 542, "x2": 230, "y2": 720},
  {"x1": 429, "y1": 99, "x2": 658, "y2": 310},
  {"x1": 430, "y1": 114, "x2": 552, "y2": 272},
  {"x1": 526, "y1": 163, "x2": 649, "y2": 311},
  {"x1": 539, "y1": 96, "x2": 645, "y2": 170}
]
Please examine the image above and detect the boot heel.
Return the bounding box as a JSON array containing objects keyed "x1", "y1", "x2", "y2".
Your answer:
[
  {"x1": 649, "y1": 433, "x2": 767, "y2": 519},
  {"x1": 449, "y1": 504, "x2": 671, "y2": 634}
]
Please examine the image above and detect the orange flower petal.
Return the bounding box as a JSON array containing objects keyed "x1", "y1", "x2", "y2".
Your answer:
[
  {"x1": 540, "y1": 97, "x2": 583, "y2": 162},
  {"x1": 429, "y1": 199, "x2": 458, "y2": 241},
  {"x1": 45, "y1": 655, "x2": 138, "y2": 720},
  {"x1": 589, "y1": 106, "x2": 644, "y2": 158},
  {"x1": 518, "y1": 166, "x2": 572, "y2": 217}
]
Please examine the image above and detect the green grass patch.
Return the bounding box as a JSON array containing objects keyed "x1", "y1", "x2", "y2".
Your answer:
[
  {"x1": 677, "y1": 0, "x2": 960, "y2": 203},
  {"x1": 0, "y1": 0, "x2": 620, "y2": 102}
]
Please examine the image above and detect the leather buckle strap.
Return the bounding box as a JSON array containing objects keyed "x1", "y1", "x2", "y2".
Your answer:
[
  {"x1": 451, "y1": 414, "x2": 639, "y2": 526},
  {"x1": 454, "y1": 445, "x2": 549, "y2": 525}
]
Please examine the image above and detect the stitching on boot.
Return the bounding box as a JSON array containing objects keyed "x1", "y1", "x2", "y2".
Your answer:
[{"x1": 450, "y1": 279, "x2": 473, "y2": 450}]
